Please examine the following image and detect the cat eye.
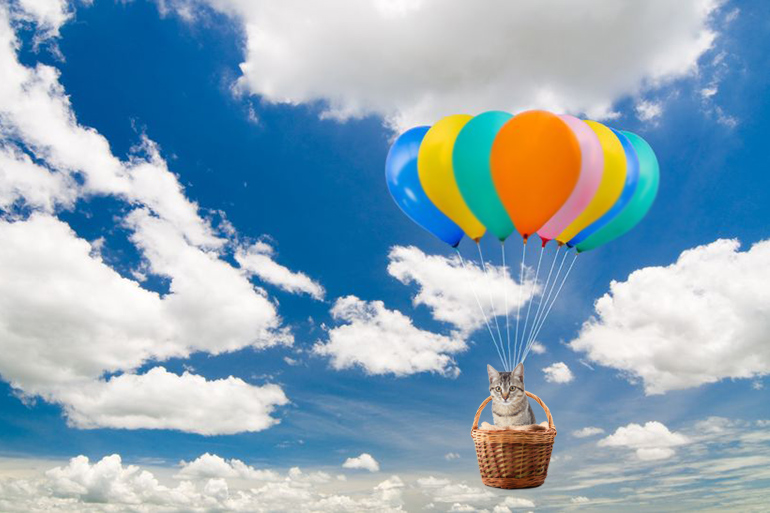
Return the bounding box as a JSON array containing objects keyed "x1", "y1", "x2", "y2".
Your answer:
[
  {"x1": 510, "y1": 387, "x2": 515, "y2": 391},
  {"x1": 495, "y1": 386, "x2": 501, "y2": 391}
]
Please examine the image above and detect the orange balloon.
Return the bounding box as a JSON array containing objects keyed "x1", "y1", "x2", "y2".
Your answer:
[{"x1": 491, "y1": 110, "x2": 581, "y2": 241}]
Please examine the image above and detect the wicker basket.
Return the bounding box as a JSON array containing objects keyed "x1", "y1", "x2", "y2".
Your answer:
[{"x1": 470, "y1": 392, "x2": 557, "y2": 489}]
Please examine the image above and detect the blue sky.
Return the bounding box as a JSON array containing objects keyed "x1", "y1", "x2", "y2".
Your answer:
[{"x1": 0, "y1": 0, "x2": 769, "y2": 511}]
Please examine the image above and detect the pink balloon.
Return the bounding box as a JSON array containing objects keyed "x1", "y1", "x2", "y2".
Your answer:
[{"x1": 537, "y1": 114, "x2": 604, "y2": 242}]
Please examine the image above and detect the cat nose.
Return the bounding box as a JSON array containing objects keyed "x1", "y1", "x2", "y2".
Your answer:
[{"x1": 502, "y1": 392, "x2": 509, "y2": 400}]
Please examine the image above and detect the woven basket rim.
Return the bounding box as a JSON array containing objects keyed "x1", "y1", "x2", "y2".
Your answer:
[{"x1": 471, "y1": 391, "x2": 556, "y2": 435}]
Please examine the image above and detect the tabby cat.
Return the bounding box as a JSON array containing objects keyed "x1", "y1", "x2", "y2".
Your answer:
[{"x1": 487, "y1": 363, "x2": 537, "y2": 427}]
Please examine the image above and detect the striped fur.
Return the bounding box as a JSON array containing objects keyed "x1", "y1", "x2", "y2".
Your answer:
[{"x1": 487, "y1": 363, "x2": 536, "y2": 427}]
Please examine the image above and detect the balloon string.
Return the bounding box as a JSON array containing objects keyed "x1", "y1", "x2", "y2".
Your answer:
[
  {"x1": 501, "y1": 240, "x2": 511, "y2": 372},
  {"x1": 516, "y1": 245, "x2": 544, "y2": 366},
  {"x1": 525, "y1": 248, "x2": 568, "y2": 354},
  {"x1": 512, "y1": 241, "x2": 527, "y2": 370},
  {"x1": 476, "y1": 243, "x2": 506, "y2": 362},
  {"x1": 455, "y1": 249, "x2": 508, "y2": 371},
  {"x1": 522, "y1": 253, "x2": 578, "y2": 363},
  {"x1": 522, "y1": 244, "x2": 560, "y2": 354}
]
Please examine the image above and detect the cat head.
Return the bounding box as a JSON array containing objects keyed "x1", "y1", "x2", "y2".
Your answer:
[{"x1": 487, "y1": 363, "x2": 525, "y2": 405}]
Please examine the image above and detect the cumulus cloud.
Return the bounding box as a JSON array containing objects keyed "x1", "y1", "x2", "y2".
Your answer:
[
  {"x1": 573, "y1": 427, "x2": 605, "y2": 438},
  {"x1": 599, "y1": 421, "x2": 689, "y2": 461},
  {"x1": 0, "y1": 145, "x2": 77, "y2": 212},
  {"x1": 56, "y1": 368, "x2": 289, "y2": 435},
  {"x1": 176, "y1": 453, "x2": 280, "y2": 481},
  {"x1": 0, "y1": 5, "x2": 319, "y2": 434},
  {"x1": 342, "y1": 453, "x2": 380, "y2": 472},
  {"x1": 0, "y1": 454, "x2": 406, "y2": 512},
  {"x1": 421, "y1": 481, "x2": 495, "y2": 504},
  {"x1": 387, "y1": 246, "x2": 534, "y2": 336},
  {"x1": 417, "y1": 476, "x2": 451, "y2": 488},
  {"x1": 416, "y1": 477, "x2": 505, "y2": 508},
  {"x1": 166, "y1": 0, "x2": 721, "y2": 129},
  {"x1": 314, "y1": 296, "x2": 467, "y2": 377},
  {"x1": 0, "y1": 214, "x2": 290, "y2": 434},
  {"x1": 570, "y1": 239, "x2": 770, "y2": 394},
  {"x1": 499, "y1": 497, "x2": 536, "y2": 509},
  {"x1": 543, "y1": 362, "x2": 574, "y2": 383},
  {"x1": 236, "y1": 241, "x2": 325, "y2": 300},
  {"x1": 444, "y1": 452, "x2": 461, "y2": 461}
]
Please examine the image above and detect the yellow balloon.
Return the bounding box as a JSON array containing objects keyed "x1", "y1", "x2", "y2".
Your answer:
[
  {"x1": 418, "y1": 115, "x2": 486, "y2": 241},
  {"x1": 556, "y1": 120, "x2": 626, "y2": 244}
]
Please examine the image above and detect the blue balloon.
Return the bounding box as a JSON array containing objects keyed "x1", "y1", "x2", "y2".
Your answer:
[
  {"x1": 386, "y1": 127, "x2": 464, "y2": 247},
  {"x1": 569, "y1": 128, "x2": 640, "y2": 247}
]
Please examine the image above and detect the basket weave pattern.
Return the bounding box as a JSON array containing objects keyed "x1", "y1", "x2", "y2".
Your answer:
[{"x1": 470, "y1": 392, "x2": 557, "y2": 489}]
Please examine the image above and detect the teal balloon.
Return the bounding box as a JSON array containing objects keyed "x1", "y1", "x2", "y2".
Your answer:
[
  {"x1": 453, "y1": 111, "x2": 516, "y2": 240},
  {"x1": 576, "y1": 131, "x2": 659, "y2": 252}
]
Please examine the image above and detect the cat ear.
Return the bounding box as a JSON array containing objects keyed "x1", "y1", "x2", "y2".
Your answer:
[
  {"x1": 487, "y1": 364, "x2": 499, "y2": 382},
  {"x1": 513, "y1": 363, "x2": 524, "y2": 381}
]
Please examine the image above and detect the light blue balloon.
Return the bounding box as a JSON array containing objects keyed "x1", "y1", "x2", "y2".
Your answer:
[
  {"x1": 386, "y1": 127, "x2": 464, "y2": 247},
  {"x1": 569, "y1": 128, "x2": 639, "y2": 247},
  {"x1": 453, "y1": 111, "x2": 516, "y2": 240}
]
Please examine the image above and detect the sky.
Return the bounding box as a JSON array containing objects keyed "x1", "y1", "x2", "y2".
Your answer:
[{"x1": 0, "y1": 0, "x2": 769, "y2": 511}]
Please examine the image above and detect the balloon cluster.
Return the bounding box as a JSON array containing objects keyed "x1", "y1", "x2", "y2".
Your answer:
[{"x1": 386, "y1": 110, "x2": 659, "y2": 252}]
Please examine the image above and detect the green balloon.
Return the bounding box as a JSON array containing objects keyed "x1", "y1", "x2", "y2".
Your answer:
[
  {"x1": 576, "y1": 131, "x2": 659, "y2": 252},
  {"x1": 453, "y1": 111, "x2": 516, "y2": 240}
]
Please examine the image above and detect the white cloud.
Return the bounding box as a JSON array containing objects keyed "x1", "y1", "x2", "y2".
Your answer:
[
  {"x1": 543, "y1": 362, "x2": 574, "y2": 383},
  {"x1": 499, "y1": 496, "x2": 536, "y2": 509},
  {"x1": 599, "y1": 421, "x2": 689, "y2": 461},
  {"x1": 417, "y1": 477, "x2": 498, "y2": 507},
  {"x1": 0, "y1": 6, "x2": 320, "y2": 434},
  {"x1": 424, "y1": 482, "x2": 496, "y2": 504},
  {"x1": 543, "y1": 416, "x2": 770, "y2": 508},
  {"x1": 0, "y1": 214, "x2": 290, "y2": 434},
  {"x1": 571, "y1": 496, "x2": 590, "y2": 504},
  {"x1": 342, "y1": 453, "x2": 380, "y2": 473},
  {"x1": 236, "y1": 241, "x2": 325, "y2": 300},
  {"x1": 570, "y1": 239, "x2": 770, "y2": 394},
  {"x1": 176, "y1": 453, "x2": 280, "y2": 481},
  {"x1": 44, "y1": 454, "x2": 177, "y2": 506},
  {"x1": 169, "y1": 0, "x2": 721, "y2": 129},
  {"x1": 287, "y1": 467, "x2": 334, "y2": 484},
  {"x1": 387, "y1": 246, "x2": 534, "y2": 336},
  {"x1": 0, "y1": 214, "x2": 172, "y2": 394},
  {"x1": 444, "y1": 452, "x2": 461, "y2": 461},
  {"x1": 573, "y1": 427, "x2": 605, "y2": 438},
  {"x1": 124, "y1": 209, "x2": 291, "y2": 355},
  {"x1": 0, "y1": 454, "x2": 406, "y2": 512},
  {"x1": 448, "y1": 504, "x2": 476, "y2": 512},
  {"x1": 529, "y1": 341, "x2": 546, "y2": 355},
  {"x1": 56, "y1": 368, "x2": 289, "y2": 435},
  {"x1": 635, "y1": 99, "x2": 663, "y2": 121},
  {"x1": 314, "y1": 296, "x2": 467, "y2": 377},
  {"x1": 15, "y1": 0, "x2": 71, "y2": 39},
  {"x1": 701, "y1": 85, "x2": 718, "y2": 98},
  {"x1": 417, "y1": 476, "x2": 451, "y2": 488},
  {"x1": 0, "y1": 145, "x2": 77, "y2": 212}
]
